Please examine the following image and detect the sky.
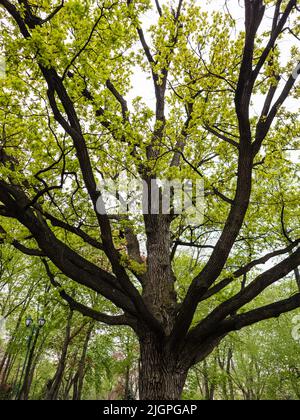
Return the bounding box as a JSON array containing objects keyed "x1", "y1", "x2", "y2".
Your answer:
[
  {"x1": 129, "y1": 0, "x2": 299, "y2": 163},
  {"x1": 130, "y1": 0, "x2": 298, "y2": 102}
]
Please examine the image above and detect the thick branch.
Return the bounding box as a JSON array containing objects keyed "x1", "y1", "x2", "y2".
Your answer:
[
  {"x1": 201, "y1": 239, "x2": 300, "y2": 302},
  {"x1": 218, "y1": 293, "x2": 300, "y2": 334},
  {"x1": 188, "y1": 246, "x2": 300, "y2": 342},
  {"x1": 43, "y1": 259, "x2": 136, "y2": 330}
]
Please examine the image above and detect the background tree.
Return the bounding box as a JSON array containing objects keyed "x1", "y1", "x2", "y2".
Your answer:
[
  {"x1": 0, "y1": 246, "x2": 299, "y2": 400},
  {"x1": 185, "y1": 288, "x2": 300, "y2": 400},
  {"x1": 0, "y1": 0, "x2": 300, "y2": 399}
]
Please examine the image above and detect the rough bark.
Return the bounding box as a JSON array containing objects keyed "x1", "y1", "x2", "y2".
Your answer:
[
  {"x1": 0, "y1": 0, "x2": 299, "y2": 402},
  {"x1": 138, "y1": 332, "x2": 188, "y2": 400}
]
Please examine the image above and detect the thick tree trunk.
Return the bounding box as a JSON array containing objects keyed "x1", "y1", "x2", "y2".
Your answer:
[
  {"x1": 138, "y1": 333, "x2": 188, "y2": 400},
  {"x1": 138, "y1": 212, "x2": 188, "y2": 400},
  {"x1": 138, "y1": 212, "x2": 190, "y2": 400}
]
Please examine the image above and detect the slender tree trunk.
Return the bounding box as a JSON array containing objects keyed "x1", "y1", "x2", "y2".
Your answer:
[
  {"x1": 72, "y1": 372, "x2": 79, "y2": 401},
  {"x1": 0, "y1": 352, "x2": 9, "y2": 380},
  {"x1": 25, "y1": 365, "x2": 36, "y2": 400},
  {"x1": 45, "y1": 310, "x2": 73, "y2": 400},
  {"x1": 202, "y1": 360, "x2": 209, "y2": 400},
  {"x1": 62, "y1": 360, "x2": 78, "y2": 400},
  {"x1": 202, "y1": 359, "x2": 215, "y2": 400},
  {"x1": 11, "y1": 360, "x2": 21, "y2": 398},
  {"x1": 19, "y1": 328, "x2": 40, "y2": 400},
  {"x1": 1, "y1": 353, "x2": 12, "y2": 385},
  {"x1": 124, "y1": 364, "x2": 132, "y2": 400},
  {"x1": 216, "y1": 346, "x2": 235, "y2": 400},
  {"x1": 227, "y1": 359, "x2": 235, "y2": 400},
  {"x1": 72, "y1": 322, "x2": 93, "y2": 400},
  {"x1": 3, "y1": 351, "x2": 19, "y2": 387},
  {"x1": 63, "y1": 377, "x2": 73, "y2": 400}
]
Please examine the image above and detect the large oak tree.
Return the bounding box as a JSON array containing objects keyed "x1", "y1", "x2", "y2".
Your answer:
[{"x1": 0, "y1": 0, "x2": 300, "y2": 399}]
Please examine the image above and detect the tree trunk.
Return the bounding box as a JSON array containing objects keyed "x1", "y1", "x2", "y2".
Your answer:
[
  {"x1": 138, "y1": 333, "x2": 187, "y2": 400},
  {"x1": 45, "y1": 310, "x2": 73, "y2": 400},
  {"x1": 72, "y1": 322, "x2": 93, "y2": 401},
  {"x1": 19, "y1": 328, "x2": 40, "y2": 400},
  {"x1": 1, "y1": 353, "x2": 12, "y2": 386},
  {"x1": 0, "y1": 352, "x2": 9, "y2": 381},
  {"x1": 226, "y1": 349, "x2": 235, "y2": 400},
  {"x1": 72, "y1": 372, "x2": 79, "y2": 401},
  {"x1": 61, "y1": 354, "x2": 79, "y2": 400},
  {"x1": 138, "y1": 213, "x2": 188, "y2": 400},
  {"x1": 124, "y1": 364, "x2": 133, "y2": 400}
]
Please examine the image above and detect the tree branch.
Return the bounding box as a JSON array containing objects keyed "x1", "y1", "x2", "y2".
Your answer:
[
  {"x1": 218, "y1": 293, "x2": 300, "y2": 334},
  {"x1": 204, "y1": 124, "x2": 240, "y2": 149},
  {"x1": 44, "y1": 212, "x2": 104, "y2": 251},
  {"x1": 42, "y1": 259, "x2": 136, "y2": 330},
  {"x1": 188, "y1": 246, "x2": 300, "y2": 342},
  {"x1": 201, "y1": 239, "x2": 300, "y2": 302}
]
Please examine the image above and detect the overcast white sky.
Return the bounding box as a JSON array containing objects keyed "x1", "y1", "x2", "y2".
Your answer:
[{"x1": 130, "y1": 1, "x2": 299, "y2": 144}]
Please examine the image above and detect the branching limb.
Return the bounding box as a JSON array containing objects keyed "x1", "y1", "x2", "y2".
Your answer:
[
  {"x1": 201, "y1": 238, "x2": 300, "y2": 302},
  {"x1": 188, "y1": 246, "x2": 300, "y2": 343},
  {"x1": 0, "y1": 224, "x2": 45, "y2": 256},
  {"x1": 42, "y1": 259, "x2": 137, "y2": 330},
  {"x1": 44, "y1": 212, "x2": 104, "y2": 251},
  {"x1": 218, "y1": 293, "x2": 300, "y2": 335},
  {"x1": 154, "y1": 0, "x2": 162, "y2": 17}
]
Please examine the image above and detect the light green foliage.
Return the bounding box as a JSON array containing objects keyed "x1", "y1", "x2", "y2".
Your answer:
[{"x1": 0, "y1": 0, "x2": 300, "y2": 400}]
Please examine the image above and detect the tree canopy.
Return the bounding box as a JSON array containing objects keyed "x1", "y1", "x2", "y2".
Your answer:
[{"x1": 0, "y1": 0, "x2": 299, "y2": 400}]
